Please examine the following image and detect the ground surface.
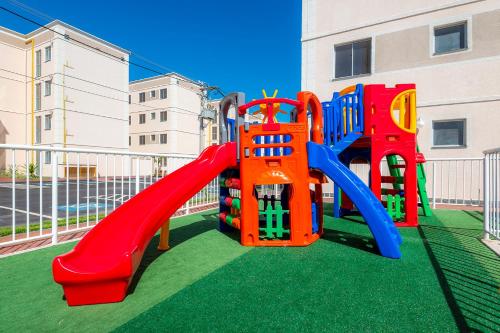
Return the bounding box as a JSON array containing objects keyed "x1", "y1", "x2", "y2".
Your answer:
[{"x1": 0, "y1": 207, "x2": 498, "y2": 332}]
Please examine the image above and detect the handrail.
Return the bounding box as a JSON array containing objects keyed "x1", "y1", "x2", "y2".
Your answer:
[
  {"x1": 0, "y1": 144, "x2": 193, "y2": 158},
  {"x1": 484, "y1": 147, "x2": 500, "y2": 154},
  {"x1": 323, "y1": 83, "x2": 364, "y2": 148}
]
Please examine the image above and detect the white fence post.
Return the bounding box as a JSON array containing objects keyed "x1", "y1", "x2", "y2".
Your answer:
[
  {"x1": 51, "y1": 152, "x2": 59, "y2": 245},
  {"x1": 432, "y1": 162, "x2": 436, "y2": 209},
  {"x1": 483, "y1": 155, "x2": 490, "y2": 240},
  {"x1": 135, "y1": 158, "x2": 140, "y2": 195}
]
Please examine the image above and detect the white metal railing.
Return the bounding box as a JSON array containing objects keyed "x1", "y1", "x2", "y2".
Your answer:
[
  {"x1": 321, "y1": 157, "x2": 484, "y2": 208},
  {"x1": 484, "y1": 148, "x2": 500, "y2": 240},
  {"x1": 0, "y1": 144, "x2": 219, "y2": 249}
]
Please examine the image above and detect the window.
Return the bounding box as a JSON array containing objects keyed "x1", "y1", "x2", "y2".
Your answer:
[
  {"x1": 212, "y1": 126, "x2": 218, "y2": 141},
  {"x1": 139, "y1": 135, "x2": 146, "y2": 145},
  {"x1": 151, "y1": 112, "x2": 156, "y2": 120},
  {"x1": 150, "y1": 90, "x2": 156, "y2": 98},
  {"x1": 44, "y1": 114, "x2": 51, "y2": 130},
  {"x1": 139, "y1": 114, "x2": 146, "y2": 124},
  {"x1": 35, "y1": 116, "x2": 41, "y2": 143},
  {"x1": 432, "y1": 120, "x2": 466, "y2": 147},
  {"x1": 129, "y1": 136, "x2": 131, "y2": 146},
  {"x1": 35, "y1": 50, "x2": 41, "y2": 77},
  {"x1": 128, "y1": 95, "x2": 131, "y2": 104},
  {"x1": 334, "y1": 39, "x2": 371, "y2": 79},
  {"x1": 160, "y1": 111, "x2": 167, "y2": 122},
  {"x1": 434, "y1": 22, "x2": 467, "y2": 55},
  {"x1": 129, "y1": 116, "x2": 131, "y2": 125},
  {"x1": 160, "y1": 133, "x2": 167, "y2": 144},
  {"x1": 44, "y1": 80, "x2": 51, "y2": 96},
  {"x1": 44, "y1": 151, "x2": 51, "y2": 164},
  {"x1": 35, "y1": 83, "x2": 42, "y2": 110},
  {"x1": 139, "y1": 92, "x2": 145, "y2": 103},
  {"x1": 45, "y1": 46, "x2": 51, "y2": 62},
  {"x1": 151, "y1": 134, "x2": 156, "y2": 142},
  {"x1": 160, "y1": 88, "x2": 167, "y2": 99}
]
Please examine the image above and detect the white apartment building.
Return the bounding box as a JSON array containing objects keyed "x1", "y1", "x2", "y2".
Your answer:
[
  {"x1": 0, "y1": 20, "x2": 129, "y2": 174},
  {"x1": 302, "y1": 0, "x2": 500, "y2": 159},
  {"x1": 129, "y1": 73, "x2": 209, "y2": 157}
]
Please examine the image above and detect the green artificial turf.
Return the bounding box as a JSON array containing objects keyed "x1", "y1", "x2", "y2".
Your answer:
[{"x1": 0, "y1": 208, "x2": 498, "y2": 332}]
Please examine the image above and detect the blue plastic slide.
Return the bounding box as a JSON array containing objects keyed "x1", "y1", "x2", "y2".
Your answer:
[{"x1": 307, "y1": 142, "x2": 402, "y2": 259}]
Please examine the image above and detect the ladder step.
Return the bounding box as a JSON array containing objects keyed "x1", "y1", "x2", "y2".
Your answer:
[
  {"x1": 382, "y1": 188, "x2": 401, "y2": 195},
  {"x1": 390, "y1": 164, "x2": 406, "y2": 168},
  {"x1": 381, "y1": 176, "x2": 404, "y2": 184}
]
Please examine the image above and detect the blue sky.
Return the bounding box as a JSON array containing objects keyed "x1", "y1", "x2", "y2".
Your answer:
[{"x1": 0, "y1": 0, "x2": 302, "y2": 102}]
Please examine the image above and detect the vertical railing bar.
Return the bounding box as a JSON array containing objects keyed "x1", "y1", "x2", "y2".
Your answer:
[
  {"x1": 432, "y1": 162, "x2": 436, "y2": 209},
  {"x1": 51, "y1": 152, "x2": 58, "y2": 244},
  {"x1": 105, "y1": 154, "x2": 108, "y2": 217},
  {"x1": 12, "y1": 149, "x2": 16, "y2": 241},
  {"x1": 113, "y1": 155, "x2": 116, "y2": 211},
  {"x1": 440, "y1": 162, "x2": 443, "y2": 204},
  {"x1": 96, "y1": 155, "x2": 99, "y2": 223},
  {"x1": 39, "y1": 151, "x2": 43, "y2": 235},
  {"x1": 454, "y1": 160, "x2": 458, "y2": 204},
  {"x1": 484, "y1": 155, "x2": 490, "y2": 239},
  {"x1": 76, "y1": 154, "x2": 80, "y2": 229},
  {"x1": 128, "y1": 156, "x2": 131, "y2": 202},
  {"x1": 66, "y1": 153, "x2": 69, "y2": 230},
  {"x1": 136, "y1": 157, "x2": 140, "y2": 195},
  {"x1": 121, "y1": 156, "x2": 124, "y2": 205},
  {"x1": 25, "y1": 150, "x2": 30, "y2": 239},
  {"x1": 447, "y1": 161, "x2": 450, "y2": 204},
  {"x1": 86, "y1": 154, "x2": 90, "y2": 226},
  {"x1": 462, "y1": 160, "x2": 466, "y2": 205}
]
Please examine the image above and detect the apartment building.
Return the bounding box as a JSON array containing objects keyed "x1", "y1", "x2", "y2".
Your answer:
[
  {"x1": 0, "y1": 20, "x2": 129, "y2": 174},
  {"x1": 129, "y1": 73, "x2": 207, "y2": 156},
  {"x1": 302, "y1": 0, "x2": 500, "y2": 159},
  {"x1": 202, "y1": 99, "x2": 264, "y2": 147}
]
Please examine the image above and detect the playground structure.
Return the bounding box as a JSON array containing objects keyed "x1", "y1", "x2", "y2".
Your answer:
[
  {"x1": 52, "y1": 84, "x2": 428, "y2": 306},
  {"x1": 323, "y1": 84, "x2": 432, "y2": 227}
]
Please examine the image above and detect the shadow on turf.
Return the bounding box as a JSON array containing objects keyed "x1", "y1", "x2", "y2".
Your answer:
[
  {"x1": 128, "y1": 214, "x2": 219, "y2": 295},
  {"x1": 322, "y1": 227, "x2": 378, "y2": 255},
  {"x1": 419, "y1": 222, "x2": 500, "y2": 332}
]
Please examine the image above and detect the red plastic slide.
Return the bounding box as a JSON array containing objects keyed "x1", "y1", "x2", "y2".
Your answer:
[{"x1": 53, "y1": 143, "x2": 237, "y2": 306}]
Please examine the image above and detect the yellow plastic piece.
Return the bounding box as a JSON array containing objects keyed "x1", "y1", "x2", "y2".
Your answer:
[
  {"x1": 339, "y1": 85, "x2": 357, "y2": 96},
  {"x1": 390, "y1": 89, "x2": 416, "y2": 134},
  {"x1": 158, "y1": 219, "x2": 171, "y2": 251},
  {"x1": 252, "y1": 89, "x2": 287, "y2": 124}
]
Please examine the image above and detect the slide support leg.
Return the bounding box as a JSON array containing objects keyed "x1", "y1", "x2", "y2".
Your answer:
[{"x1": 158, "y1": 219, "x2": 171, "y2": 251}]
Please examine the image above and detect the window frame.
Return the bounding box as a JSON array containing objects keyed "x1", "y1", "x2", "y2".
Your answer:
[
  {"x1": 139, "y1": 114, "x2": 146, "y2": 124},
  {"x1": 139, "y1": 92, "x2": 146, "y2": 103},
  {"x1": 35, "y1": 83, "x2": 42, "y2": 111},
  {"x1": 35, "y1": 49, "x2": 42, "y2": 77},
  {"x1": 44, "y1": 80, "x2": 51, "y2": 96},
  {"x1": 160, "y1": 111, "x2": 167, "y2": 122},
  {"x1": 45, "y1": 46, "x2": 51, "y2": 62},
  {"x1": 151, "y1": 112, "x2": 156, "y2": 120},
  {"x1": 160, "y1": 88, "x2": 167, "y2": 99},
  {"x1": 430, "y1": 18, "x2": 472, "y2": 57},
  {"x1": 160, "y1": 133, "x2": 167, "y2": 144},
  {"x1": 431, "y1": 119, "x2": 467, "y2": 148},
  {"x1": 44, "y1": 151, "x2": 51, "y2": 164},
  {"x1": 150, "y1": 90, "x2": 156, "y2": 98},
  {"x1": 44, "y1": 114, "x2": 52, "y2": 130},
  {"x1": 35, "y1": 115, "x2": 42, "y2": 144},
  {"x1": 151, "y1": 134, "x2": 156, "y2": 142},
  {"x1": 332, "y1": 38, "x2": 372, "y2": 80},
  {"x1": 139, "y1": 135, "x2": 146, "y2": 145}
]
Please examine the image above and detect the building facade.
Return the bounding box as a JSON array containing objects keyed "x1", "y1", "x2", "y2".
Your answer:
[
  {"x1": 0, "y1": 20, "x2": 130, "y2": 174},
  {"x1": 302, "y1": 0, "x2": 500, "y2": 159},
  {"x1": 129, "y1": 73, "x2": 206, "y2": 156}
]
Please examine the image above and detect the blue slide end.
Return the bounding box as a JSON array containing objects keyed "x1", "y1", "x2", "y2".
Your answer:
[{"x1": 307, "y1": 142, "x2": 402, "y2": 259}]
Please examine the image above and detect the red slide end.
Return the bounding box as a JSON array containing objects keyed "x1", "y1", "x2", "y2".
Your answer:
[{"x1": 53, "y1": 143, "x2": 237, "y2": 306}]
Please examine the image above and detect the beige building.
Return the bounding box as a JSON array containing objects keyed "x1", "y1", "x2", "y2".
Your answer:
[
  {"x1": 0, "y1": 20, "x2": 130, "y2": 152},
  {"x1": 302, "y1": 0, "x2": 500, "y2": 158},
  {"x1": 0, "y1": 20, "x2": 130, "y2": 175},
  {"x1": 128, "y1": 73, "x2": 209, "y2": 157}
]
